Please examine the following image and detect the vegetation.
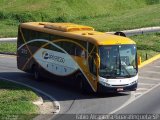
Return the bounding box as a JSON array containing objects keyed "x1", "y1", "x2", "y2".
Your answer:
[
  {"x1": 0, "y1": 80, "x2": 39, "y2": 119},
  {"x1": 0, "y1": 0, "x2": 159, "y2": 60},
  {"x1": 130, "y1": 32, "x2": 160, "y2": 62},
  {"x1": 0, "y1": 42, "x2": 17, "y2": 54},
  {"x1": 0, "y1": 0, "x2": 159, "y2": 37}
]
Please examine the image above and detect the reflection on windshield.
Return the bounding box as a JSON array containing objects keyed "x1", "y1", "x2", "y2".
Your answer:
[{"x1": 99, "y1": 45, "x2": 137, "y2": 78}]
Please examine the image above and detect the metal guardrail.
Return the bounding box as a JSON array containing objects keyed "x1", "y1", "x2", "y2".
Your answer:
[
  {"x1": 121, "y1": 27, "x2": 160, "y2": 36},
  {"x1": 0, "y1": 38, "x2": 17, "y2": 55},
  {"x1": 0, "y1": 38, "x2": 17, "y2": 42},
  {"x1": 106, "y1": 27, "x2": 160, "y2": 36}
]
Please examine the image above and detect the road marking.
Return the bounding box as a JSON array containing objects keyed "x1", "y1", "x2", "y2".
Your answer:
[
  {"x1": 151, "y1": 65, "x2": 160, "y2": 68},
  {"x1": 136, "y1": 88, "x2": 148, "y2": 91},
  {"x1": 109, "y1": 91, "x2": 135, "y2": 114},
  {"x1": 109, "y1": 82, "x2": 160, "y2": 114},
  {"x1": 144, "y1": 70, "x2": 160, "y2": 74},
  {"x1": 138, "y1": 76, "x2": 160, "y2": 81},
  {"x1": 156, "y1": 61, "x2": 160, "y2": 64},
  {"x1": 138, "y1": 83, "x2": 155, "y2": 86},
  {"x1": 0, "y1": 76, "x2": 60, "y2": 114},
  {"x1": 134, "y1": 92, "x2": 142, "y2": 96}
]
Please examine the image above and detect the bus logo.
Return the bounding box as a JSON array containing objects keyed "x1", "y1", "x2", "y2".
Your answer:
[
  {"x1": 42, "y1": 51, "x2": 49, "y2": 60},
  {"x1": 41, "y1": 50, "x2": 65, "y2": 63}
]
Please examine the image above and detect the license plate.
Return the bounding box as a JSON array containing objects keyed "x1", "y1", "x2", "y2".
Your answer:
[{"x1": 117, "y1": 88, "x2": 124, "y2": 91}]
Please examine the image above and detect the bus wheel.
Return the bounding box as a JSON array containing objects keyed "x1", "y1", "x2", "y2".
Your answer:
[
  {"x1": 79, "y1": 78, "x2": 88, "y2": 94},
  {"x1": 33, "y1": 66, "x2": 42, "y2": 81}
]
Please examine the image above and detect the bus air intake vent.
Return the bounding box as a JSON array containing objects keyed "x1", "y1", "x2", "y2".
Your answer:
[{"x1": 43, "y1": 23, "x2": 94, "y2": 32}]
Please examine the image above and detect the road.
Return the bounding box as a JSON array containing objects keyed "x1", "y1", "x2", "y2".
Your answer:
[
  {"x1": 115, "y1": 59, "x2": 160, "y2": 114},
  {"x1": 0, "y1": 55, "x2": 130, "y2": 115},
  {"x1": 0, "y1": 54, "x2": 160, "y2": 120}
]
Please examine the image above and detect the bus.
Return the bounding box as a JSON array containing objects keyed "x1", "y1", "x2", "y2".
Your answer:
[{"x1": 17, "y1": 22, "x2": 138, "y2": 93}]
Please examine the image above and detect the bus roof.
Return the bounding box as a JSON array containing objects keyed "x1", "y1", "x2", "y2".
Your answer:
[{"x1": 20, "y1": 22, "x2": 136, "y2": 45}]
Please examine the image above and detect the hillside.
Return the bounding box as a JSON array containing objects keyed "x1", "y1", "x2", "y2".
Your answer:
[{"x1": 0, "y1": 0, "x2": 160, "y2": 37}]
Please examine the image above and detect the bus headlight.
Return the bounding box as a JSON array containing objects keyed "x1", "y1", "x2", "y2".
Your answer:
[{"x1": 99, "y1": 79, "x2": 110, "y2": 87}]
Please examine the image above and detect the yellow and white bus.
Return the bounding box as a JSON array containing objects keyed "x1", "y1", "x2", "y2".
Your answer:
[{"x1": 17, "y1": 22, "x2": 138, "y2": 93}]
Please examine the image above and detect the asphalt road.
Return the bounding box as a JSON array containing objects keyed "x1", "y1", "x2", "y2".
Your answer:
[
  {"x1": 0, "y1": 55, "x2": 130, "y2": 116},
  {"x1": 114, "y1": 59, "x2": 160, "y2": 120},
  {"x1": 1, "y1": 54, "x2": 160, "y2": 120},
  {"x1": 116, "y1": 85, "x2": 160, "y2": 114}
]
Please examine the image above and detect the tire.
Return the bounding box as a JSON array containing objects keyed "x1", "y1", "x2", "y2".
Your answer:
[
  {"x1": 78, "y1": 77, "x2": 85, "y2": 94},
  {"x1": 33, "y1": 66, "x2": 42, "y2": 81},
  {"x1": 78, "y1": 77, "x2": 95, "y2": 94}
]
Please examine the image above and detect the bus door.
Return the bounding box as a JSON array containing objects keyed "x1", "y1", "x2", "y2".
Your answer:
[{"x1": 87, "y1": 44, "x2": 99, "y2": 92}]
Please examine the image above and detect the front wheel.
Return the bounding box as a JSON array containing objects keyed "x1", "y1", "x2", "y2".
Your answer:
[{"x1": 77, "y1": 77, "x2": 85, "y2": 94}]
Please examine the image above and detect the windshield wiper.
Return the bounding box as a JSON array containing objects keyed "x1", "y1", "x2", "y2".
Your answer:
[{"x1": 121, "y1": 65, "x2": 131, "y2": 77}]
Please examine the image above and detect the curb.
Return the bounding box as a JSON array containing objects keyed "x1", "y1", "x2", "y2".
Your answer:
[
  {"x1": 138, "y1": 54, "x2": 160, "y2": 68},
  {"x1": 0, "y1": 52, "x2": 16, "y2": 55}
]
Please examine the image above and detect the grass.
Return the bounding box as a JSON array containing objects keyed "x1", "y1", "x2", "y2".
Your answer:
[
  {"x1": 75, "y1": 4, "x2": 160, "y2": 32},
  {"x1": 0, "y1": 80, "x2": 39, "y2": 119},
  {"x1": 130, "y1": 32, "x2": 160, "y2": 62},
  {"x1": 0, "y1": 0, "x2": 159, "y2": 37},
  {"x1": 0, "y1": 42, "x2": 17, "y2": 53},
  {"x1": 0, "y1": 0, "x2": 159, "y2": 61}
]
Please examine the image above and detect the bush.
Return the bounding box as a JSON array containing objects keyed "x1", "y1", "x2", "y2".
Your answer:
[{"x1": 145, "y1": 0, "x2": 160, "y2": 5}]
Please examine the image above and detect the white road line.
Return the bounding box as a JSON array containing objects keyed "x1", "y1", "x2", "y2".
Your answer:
[
  {"x1": 155, "y1": 61, "x2": 160, "y2": 64},
  {"x1": 109, "y1": 82, "x2": 160, "y2": 114},
  {"x1": 136, "y1": 88, "x2": 148, "y2": 91},
  {"x1": 0, "y1": 77, "x2": 60, "y2": 114},
  {"x1": 134, "y1": 92, "x2": 142, "y2": 95},
  {"x1": 138, "y1": 83, "x2": 155, "y2": 86},
  {"x1": 144, "y1": 70, "x2": 160, "y2": 74},
  {"x1": 138, "y1": 76, "x2": 160, "y2": 81},
  {"x1": 151, "y1": 65, "x2": 160, "y2": 68}
]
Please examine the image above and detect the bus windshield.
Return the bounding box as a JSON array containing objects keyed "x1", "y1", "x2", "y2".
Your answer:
[{"x1": 99, "y1": 44, "x2": 137, "y2": 78}]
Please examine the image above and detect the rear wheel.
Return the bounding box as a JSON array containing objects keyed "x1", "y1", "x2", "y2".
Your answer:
[{"x1": 33, "y1": 65, "x2": 42, "y2": 81}]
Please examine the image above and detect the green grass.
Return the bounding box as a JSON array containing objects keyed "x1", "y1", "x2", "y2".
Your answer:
[
  {"x1": 130, "y1": 32, "x2": 160, "y2": 62},
  {"x1": 0, "y1": 0, "x2": 159, "y2": 62},
  {"x1": 0, "y1": 42, "x2": 17, "y2": 53},
  {"x1": 0, "y1": 0, "x2": 160, "y2": 37},
  {"x1": 0, "y1": 80, "x2": 39, "y2": 119}
]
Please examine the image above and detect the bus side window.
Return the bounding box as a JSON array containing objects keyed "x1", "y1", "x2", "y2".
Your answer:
[
  {"x1": 21, "y1": 28, "x2": 29, "y2": 41},
  {"x1": 75, "y1": 46, "x2": 86, "y2": 58},
  {"x1": 29, "y1": 30, "x2": 37, "y2": 40}
]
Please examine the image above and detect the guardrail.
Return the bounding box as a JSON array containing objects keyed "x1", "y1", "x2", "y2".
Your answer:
[
  {"x1": 106, "y1": 26, "x2": 160, "y2": 36},
  {"x1": 0, "y1": 38, "x2": 17, "y2": 42}
]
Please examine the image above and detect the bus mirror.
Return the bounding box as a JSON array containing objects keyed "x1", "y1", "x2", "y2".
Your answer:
[
  {"x1": 95, "y1": 53, "x2": 100, "y2": 68},
  {"x1": 138, "y1": 56, "x2": 141, "y2": 65}
]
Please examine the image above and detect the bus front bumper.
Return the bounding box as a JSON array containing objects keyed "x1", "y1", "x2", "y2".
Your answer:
[{"x1": 98, "y1": 82, "x2": 138, "y2": 93}]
